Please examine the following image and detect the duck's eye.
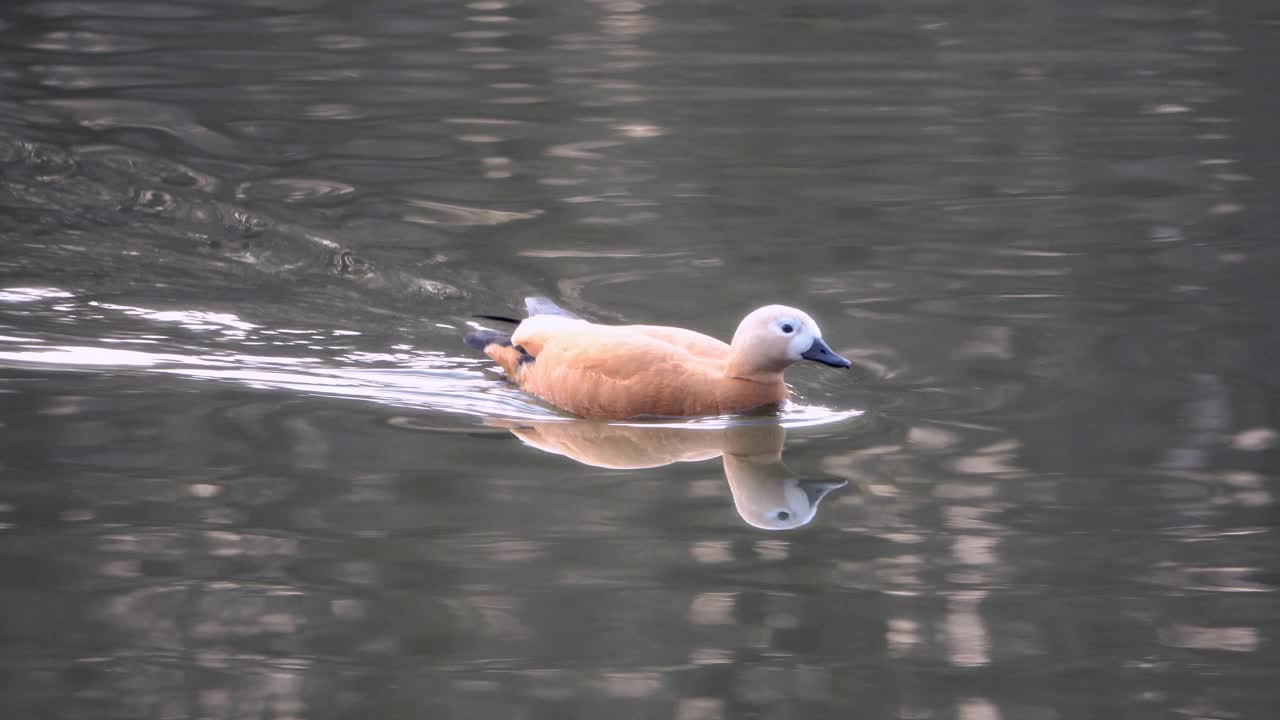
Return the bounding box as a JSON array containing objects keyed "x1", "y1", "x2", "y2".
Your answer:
[
  {"x1": 780, "y1": 323, "x2": 794, "y2": 334},
  {"x1": 776, "y1": 510, "x2": 791, "y2": 521}
]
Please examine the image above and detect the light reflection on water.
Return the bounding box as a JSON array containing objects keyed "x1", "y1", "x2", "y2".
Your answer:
[{"x1": 0, "y1": 286, "x2": 861, "y2": 429}]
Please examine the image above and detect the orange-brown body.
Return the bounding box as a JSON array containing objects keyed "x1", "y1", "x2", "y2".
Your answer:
[{"x1": 485, "y1": 318, "x2": 788, "y2": 419}]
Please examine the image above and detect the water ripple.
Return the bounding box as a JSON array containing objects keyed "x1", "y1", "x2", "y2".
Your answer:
[
  {"x1": 26, "y1": 1, "x2": 211, "y2": 18},
  {"x1": 0, "y1": 287, "x2": 75, "y2": 303},
  {"x1": 403, "y1": 198, "x2": 543, "y2": 226},
  {"x1": 27, "y1": 31, "x2": 155, "y2": 54},
  {"x1": 0, "y1": 288, "x2": 857, "y2": 430},
  {"x1": 36, "y1": 99, "x2": 244, "y2": 156},
  {"x1": 236, "y1": 178, "x2": 357, "y2": 206}
]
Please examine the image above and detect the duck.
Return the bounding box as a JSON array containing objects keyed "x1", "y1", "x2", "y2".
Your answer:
[
  {"x1": 464, "y1": 297, "x2": 851, "y2": 420},
  {"x1": 493, "y1": 419, "x2": 846, "y2": 530}
]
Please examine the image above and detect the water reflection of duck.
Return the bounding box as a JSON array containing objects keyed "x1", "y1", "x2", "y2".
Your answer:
[
  {"x1": 464, "y1": 297, "x2": 851, "y2": 420},
  {"x1": 500, "y1": 420, "x2": 846, "y2": 530}
]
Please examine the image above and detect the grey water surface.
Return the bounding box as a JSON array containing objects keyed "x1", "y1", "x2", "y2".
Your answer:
[{"x1": 3, "y1": 0, "x2": 1280, "y2": 718}]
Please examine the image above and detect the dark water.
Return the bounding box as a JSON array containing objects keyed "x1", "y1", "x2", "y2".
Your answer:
[{"x1": 3, "y1": 0, "x2": 1280, "y2": 717}]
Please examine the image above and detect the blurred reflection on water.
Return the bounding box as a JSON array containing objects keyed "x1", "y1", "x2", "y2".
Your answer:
[
  {"x1": 494, "y1": 420, "x2": 850, "y2": 530},
  {"x1": 2, "y1": 0, "x2": 1280, "y2": 718}
]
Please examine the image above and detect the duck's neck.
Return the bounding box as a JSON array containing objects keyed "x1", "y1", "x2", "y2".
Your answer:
[{"x1": 724, "y1": 351, "x2": 786, "y2": 385}]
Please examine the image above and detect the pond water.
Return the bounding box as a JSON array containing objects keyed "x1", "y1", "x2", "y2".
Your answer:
[{"x1": 3, "y1": 0, "x2": 1280, "y2": 718}]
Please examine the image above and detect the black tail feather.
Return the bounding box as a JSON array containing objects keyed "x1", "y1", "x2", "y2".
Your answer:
[
  {"x1": 470, "y1": 297, "x2": 579, "y2": 325},
  {"x1": 472, "y1": 313, "x2": 522, "y2": 325},
  {"x1": 464, "y1": 329, "x2": 512, "y2": 351}
]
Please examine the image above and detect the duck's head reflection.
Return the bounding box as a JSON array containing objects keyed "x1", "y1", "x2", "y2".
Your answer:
[{"x1": 499, "y1": 420, "x2": 845, "y2": 530}]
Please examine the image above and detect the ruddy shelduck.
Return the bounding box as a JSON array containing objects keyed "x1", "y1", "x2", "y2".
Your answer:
[{"x1": 465, "y1": 297, "x2": 851, "y2": 419}]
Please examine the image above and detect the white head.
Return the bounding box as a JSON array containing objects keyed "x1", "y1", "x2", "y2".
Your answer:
[
  {"x1": 725, "y1": 305, "x2": 851, "y2": 381},
  {"x1": 727, "y1": 458, "x2": 844, "y2": 527},
  {"x1": 717, "y1": 423, "x2": 846, "y2": 531}
]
